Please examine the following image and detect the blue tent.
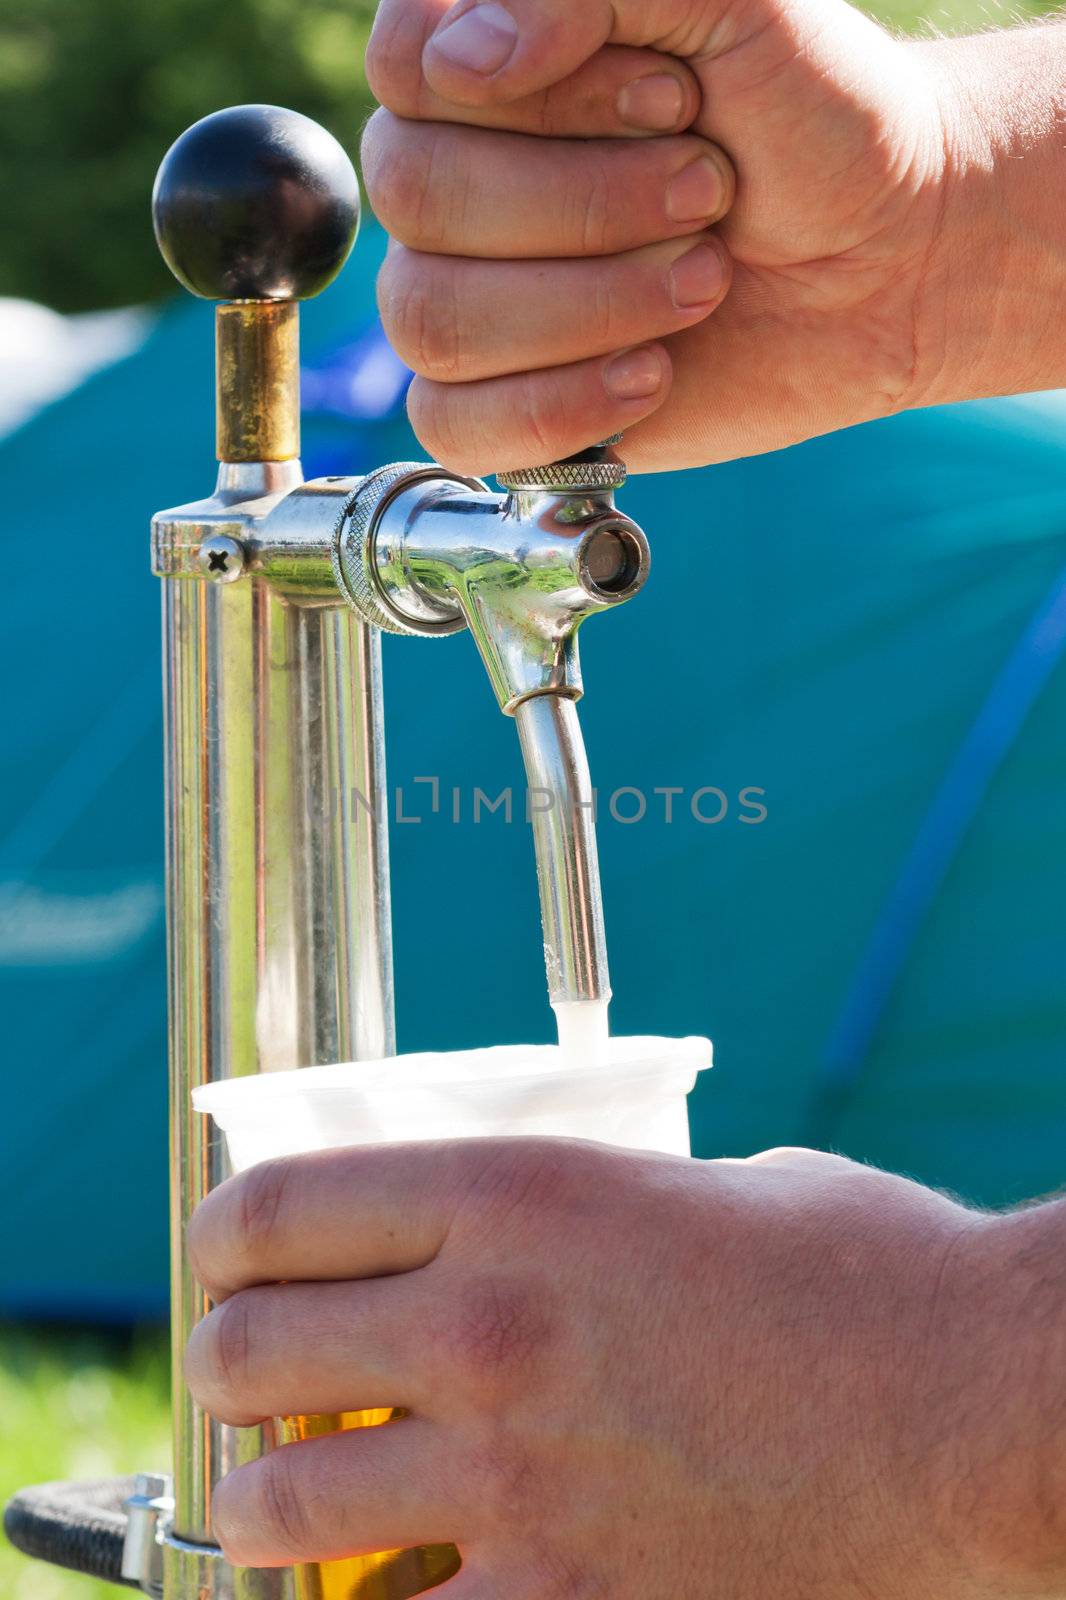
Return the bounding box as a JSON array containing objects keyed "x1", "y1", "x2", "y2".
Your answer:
[{"x1": 4, "y1": 220, "x2": 1066, "y2": 1320}]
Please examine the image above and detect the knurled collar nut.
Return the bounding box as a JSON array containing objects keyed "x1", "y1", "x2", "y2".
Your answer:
[{"x1": 497, "y1": 460, "x2": 627, "y2": 493}]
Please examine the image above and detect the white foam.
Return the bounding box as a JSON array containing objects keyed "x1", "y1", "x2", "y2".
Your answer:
[{"x1": 552, "y1": 998, "x2": 610, "y2": 1068}]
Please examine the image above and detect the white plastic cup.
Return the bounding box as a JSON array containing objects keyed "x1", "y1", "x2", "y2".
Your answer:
[
  {"x1": 192, "y1": 1035, "x2": 712, "y2": 1173},
  {"x1": 193, "y1": 1036, "x2": 711, "y2": 1599}
]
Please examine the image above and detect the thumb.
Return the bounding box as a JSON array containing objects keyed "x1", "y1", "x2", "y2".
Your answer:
[{"x1": 422, "y1": 0, "x2": 715, "y2": 105}]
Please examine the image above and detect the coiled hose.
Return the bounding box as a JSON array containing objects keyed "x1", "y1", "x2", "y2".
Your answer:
[{"x1": 4, "y1": 1477, "x2": 139, "y2": 1588}]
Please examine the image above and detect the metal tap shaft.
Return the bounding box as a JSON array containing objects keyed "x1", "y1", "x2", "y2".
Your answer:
[
  {"x1": 514, "y1": 695, "x2": 609, "y2": 1006},
  {"x1": 152, "y1": 105, "x2": 379, "y2": 1600}
]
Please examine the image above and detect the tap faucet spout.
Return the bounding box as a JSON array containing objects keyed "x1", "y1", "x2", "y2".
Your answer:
[
  {"x1": 334, "y1": 446, "x2": 650, "y2": 1024},
  {"x1": 336, "y1": 451, "x2": 649, "y2": 710}
]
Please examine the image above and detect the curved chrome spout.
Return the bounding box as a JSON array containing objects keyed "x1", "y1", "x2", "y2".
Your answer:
[
  {"x1": 514, "y1": 694, "x2": 610, "y2": 1010},
  {"x1": 333, "y1": 456, "x2": 648, "y2": 1015}
]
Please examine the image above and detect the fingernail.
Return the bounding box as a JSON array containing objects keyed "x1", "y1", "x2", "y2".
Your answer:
[
  {"x1": 428, "y1": 2, "x2": 518, "y2": 74},
  {"x1": 669, "y1": 240, "x2": 725, "y2": 309},
  {"x1": 604, "y1": 347, "x2": 665, "y2": 402},
  {"x1": 617, "y1": 74, "x2": 686, "y2": 132},
  {"x1": 666, "y1": 156, "x2": 725, "y2": 224}
]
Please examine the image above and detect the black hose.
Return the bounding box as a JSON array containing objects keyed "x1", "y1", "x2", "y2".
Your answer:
[{"x1": 4, "y1": 1477, "x2": 139, "y2": 1588}]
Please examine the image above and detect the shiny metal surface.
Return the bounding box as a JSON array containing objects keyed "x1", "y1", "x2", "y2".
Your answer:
[
  {"x1": 216, "y1": 302, "x2": 300, "y2": 463},
  {"x1": 159, "y1": 460, "x2": 394, "y2": 1585},
  {"x1": 348, "y1": 472, "x2": 649, "y2": 711},
  {"x1": 163, "y1": 1535, "x2": 290, "y2": 1600},
  {"x1": 122, "y1": 1473, "x2": 173, "y2": 1595},
  {"x1": 145, "y1": 106, "x2": 406, "y2": 1600},
  {"x1": 250, "y1": 476, "x2": 363, "y2": 600},
  {"x1": 153, "y1": 460, "x2": 303, "y2": 577},
  {"x1": 514, "y1": 695, "x2": 610, "y2": 1006},
  {"x1": 198, "y1": 534, "x2": 247, "y2": 583},
  {"x1": 496, "y1": 458, "x2": 627, "y2": 492},
  {"x1": 496, "y1": 439, "x2": 626, "y2": 494},
  {"x1": 335, "y1": 463, "x2": 483, "y2": 636}
]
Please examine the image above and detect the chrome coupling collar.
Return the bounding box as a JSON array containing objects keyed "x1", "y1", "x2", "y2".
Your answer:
[{"x1": 332, "y1": 462, "x2": 487, "y2": 637}]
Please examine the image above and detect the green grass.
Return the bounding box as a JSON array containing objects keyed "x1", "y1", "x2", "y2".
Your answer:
[
  {"x1": 0, "y1": 1326, "x2": 170, "y2": 1600},
  {"x1": 866, "y1": 0, "x2": 1049, "y2": 33}
]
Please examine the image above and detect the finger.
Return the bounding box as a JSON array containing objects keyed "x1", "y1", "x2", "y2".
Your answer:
[
  {"x1": 187, "y1": 1143, "x2": 466, "y2": 1302},
  {"x1": 379, "y1": 237, "x2": 731, "y2": 384},
  {"x1": 417, "y1": 0, "x2": 720, "y2": 106},
  {"x1": 362, "y1": 112, "x2": 733, "y2": 259},
  {"x1": 368, "y1": 22, "x2": 700, "y2": 139},
  {"x1": 407, "y1": 343, "x2": 673, "y2": 477},
  {"x1": 185, "y1": 1277, "x2": 435, "y2": 1426},
  {"x1": 212, "y1": 1419, "x2": 469, "y2": 1566}
]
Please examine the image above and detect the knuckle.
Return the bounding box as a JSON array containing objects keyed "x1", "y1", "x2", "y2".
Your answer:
[
  {"x1": 406, "y1": 376, "x2": 463, "y2": 466},
  {"x1": 232, "y1": 1157, "x2": 293, "y2": 1270},
  {"x1": 185, "y1": 1200, "x2": 219, "y2": 1294},
  {"x1": 464, "y1": 1139, "x2": 587, "y2": 1221},
  {"x1": 380, "y1": 253, "x2": 462, "y2": 380},
  {"x1": 210, "y1": 1474, "x2": 244, "y2": 1560},
  {"x1": 183, "y1": 1320, "x2": 211, "y2": 1403},
  {"x1": 534, "y1": 77, "x2": 595, "y2": 138},
  {"x1": 572, "y1": 157, "x2": 614, "y2": 257},
  {"x1": 185, "y1": 1294, "x2": 263, "y2": 1423},
  {"x1": 364, "y1": 118, "x2": 446, "y2": 250},
  {"x1": 528, "y1": 1545, "x2": 604, "y2": 1599},
  {"x1": 364, "y1": 19, "x2": 419, "y2": 116},
  {"x1": 511, "y1": 375, "x2": 564, "y2": 464},
  {"x1": 530, "y1": 86, "x2": 562, "y2": 138},
  {"x1": 465, "y1": 1431, "x2": 545, "y2": 1532},
  {"x1": 443, "y1": 1273, "x2": 551, "y2": 1392},
  {"x1": 710, "y1": 150, "x2": 737, "y2": 222},
  {"x1": 589, "y1": 268, "x2": 625, "y2": 347},
  {"x1": 450, "y1": 1142, "x2": 619, "y2": 1278},
  {"x1": 254, "y1": 1449, "x2": 312, "y2": 1560},
  {"x1": 407, "y1": 378, "x2": 491, "y2": 475},
  {"x1": 209, "y1": 1293, "x2": 255, "y2": 1409},
  {"x1": 358, "y1": 106, "x2": 390, "y2": 185}
]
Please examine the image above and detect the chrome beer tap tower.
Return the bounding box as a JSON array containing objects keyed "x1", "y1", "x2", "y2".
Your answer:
[{"x1": 5, "y1": 103, "x2": 650, "y2": 1600}]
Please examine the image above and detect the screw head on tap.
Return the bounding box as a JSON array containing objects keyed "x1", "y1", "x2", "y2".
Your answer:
[
  {"x1": 152, "y1": 104, "x2": 360, "y2": 301},
  {"x1": 197, "y1": 534, "x2": 247, "y2": 582}
]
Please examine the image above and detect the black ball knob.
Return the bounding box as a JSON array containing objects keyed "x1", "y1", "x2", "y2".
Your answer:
[{"x1": 152, "y1": 104, "x2": 360, "y2": 301}]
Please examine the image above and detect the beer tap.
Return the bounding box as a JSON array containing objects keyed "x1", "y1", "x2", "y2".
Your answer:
[{"x1": 6, "y1": 102, "x2": 651, "y2": 1600}]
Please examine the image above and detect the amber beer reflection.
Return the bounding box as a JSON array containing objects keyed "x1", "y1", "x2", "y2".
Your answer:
[{"x1": 274, "y1": 1409, "x2": 460, "y2": 1600}]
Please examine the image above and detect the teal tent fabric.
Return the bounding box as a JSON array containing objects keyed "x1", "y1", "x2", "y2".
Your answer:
[{"x1": 2, "y1": 219, "x2": 1066, "y2": 1321}]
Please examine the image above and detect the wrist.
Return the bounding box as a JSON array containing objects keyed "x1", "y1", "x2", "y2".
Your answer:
[
  {"x1": 937, "y1": 1202, "x2": 1066, "y2": 1592},
  {"x1": 906, "y1": 29, "x2": 1066, "y2": 409}
]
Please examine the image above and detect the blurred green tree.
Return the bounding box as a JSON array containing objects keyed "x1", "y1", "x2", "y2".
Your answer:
[{"x1": 0, "y1": 0, "x2": 377, "y2": 310}]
